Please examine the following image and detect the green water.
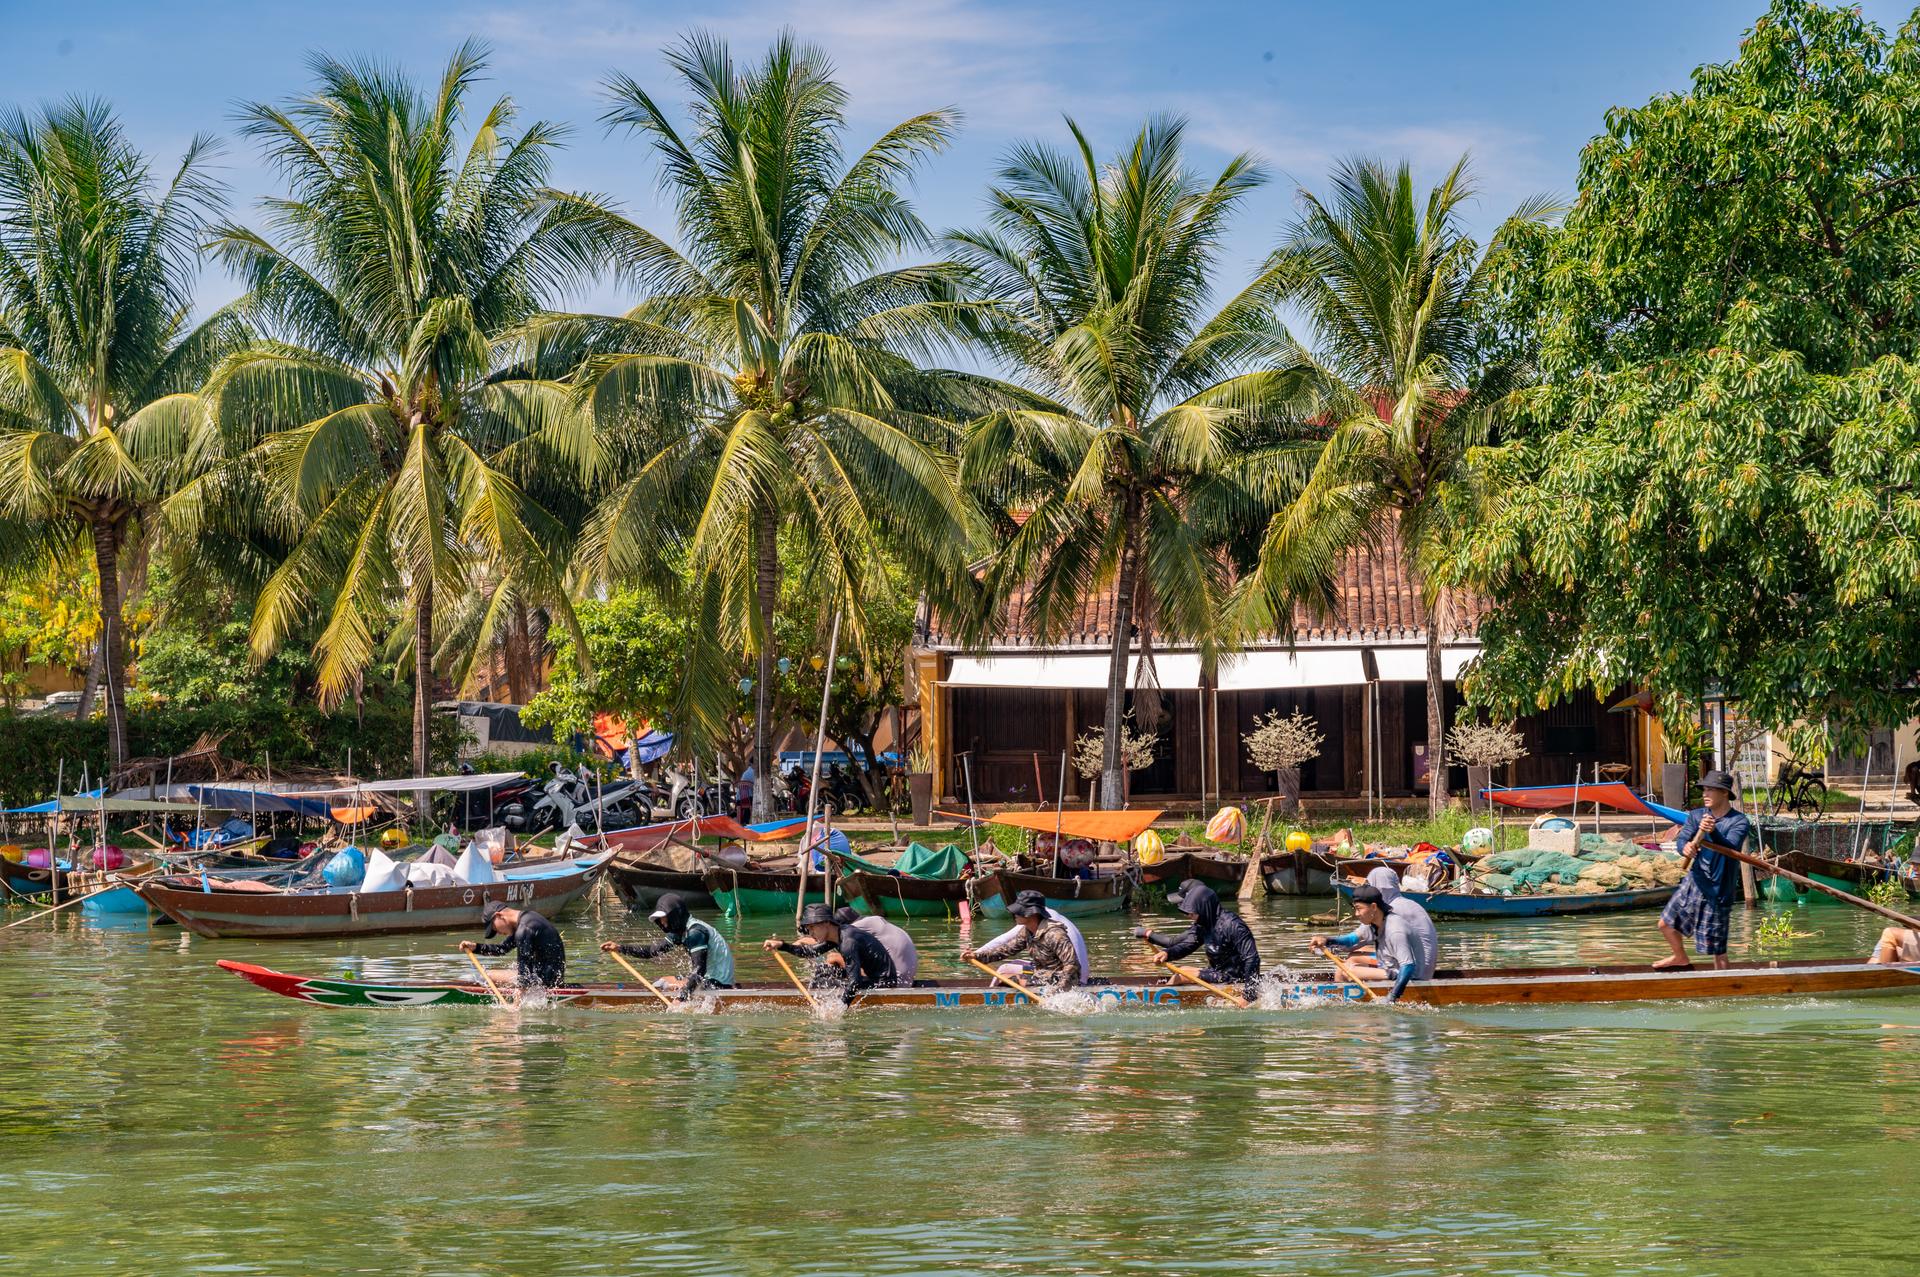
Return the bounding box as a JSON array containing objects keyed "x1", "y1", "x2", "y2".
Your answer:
[{"x1": 2, "y1": 889, "x2": 1916, "y2": 1275}]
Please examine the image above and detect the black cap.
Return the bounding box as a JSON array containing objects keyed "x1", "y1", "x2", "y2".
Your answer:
[
  {"x1": 797, "y1": 903, "x2": 836, "y2": 927},
  {"x1": 1166, "y1": 878, "x2": 1207, "y2": 912},
  {"x1": 1350, "y1": 884, "x2": 1392, "y2": 911},
  {"x1": 1011, "y1": 889, "x2": 1049, "y2": 912},
  {"x1": 1700, "y1": 769, "x2": 1737, "y2": 794},
  {"x1": 480, "y1": 899, "x2": 508, "y2": 929},
  {"x1": 1008, "y1": 895, "x2": 1048, "y2": 919}
]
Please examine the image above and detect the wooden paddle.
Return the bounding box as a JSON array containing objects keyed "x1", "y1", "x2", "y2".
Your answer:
[
  {"x1": 1710, "y1": 840, "x2": 1920, "y2": 932},
  {"x1": 464, "y1": 949, "x2": 511, "y2": 1006},
  {"x1": 1162, "y1": 961, "x2": 1251, "y2": 1008},
  {"x1": 769, "y1": 947, "x2": 822, "y2": 1012},
  {"x1": 966, "y1": 955, "x2": 1044, "y2": 1003},
  {"x1": 1317, "y1": 944, "x2": 1383, "y2": 1003},
  {"x1": 603, "y1": 947, "x2": 676, "y2": 1008}
]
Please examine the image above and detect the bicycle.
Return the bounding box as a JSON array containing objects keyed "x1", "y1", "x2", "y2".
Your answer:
[{"x1": 1766, "y1": 759, "x2": 1827, "y2": 824}]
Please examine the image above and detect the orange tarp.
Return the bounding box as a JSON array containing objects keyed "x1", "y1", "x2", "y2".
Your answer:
[{"x1": 988, "y1": 809, "x2": 1163, "y2": 843}]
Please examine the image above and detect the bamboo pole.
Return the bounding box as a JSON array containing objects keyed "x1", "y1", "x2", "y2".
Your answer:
[
  {"x1": 795, "y1": 610, "x2": 843, "y2": 927},
  {"x1": 1163, "y1": 961, "x2": 1250, "y2": 1008},
  {"x1": 966, "y1": 955, "x2": 1043, "y2": 1003},
  {"x1": 1720, "y1": 840, "x2": 1920, "y2": 931},
  {"x1": 603, "y1": 947, "x2": 675, "y2": 1008},
  {"x1": 0, "y1": 880, "x2": 123, "y2": 930},
  {"x1": 770, "y1": 947, "x2": 820, "y2": 1011},
  {"x1": 465, "y1": 950, "x2": 509, "y2": 1005},
  {"x1": 1051, "y1": 750, "x2": 1067, "y2": 878},
  {"x1": 1239, "y1": 796, "x2": 1277, "y2": 902}
]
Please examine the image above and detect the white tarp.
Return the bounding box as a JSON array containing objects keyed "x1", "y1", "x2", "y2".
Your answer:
[
  {"x1": 1370, "y1": 645, "x2": 1480, "y2": 682},
  {"x1": 943, "y1": 654, "x2": 1202, "y2": 690},
  {"x1": 286, "y1": 771, "x2": 524, "y2": 798},
  {"x1": 1216, "y1": 649, "x2": 1368, "y2": 690}
]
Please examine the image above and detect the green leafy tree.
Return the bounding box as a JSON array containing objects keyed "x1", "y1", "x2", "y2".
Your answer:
[
  {"x1": 0, "y1": 101, "x2": 237, "y2": 770},
  {"x1": 1448, "y1": 0, "x2": 1920, "y2": 754},
  {"x1": 954, "y1": 116, "x2": 1304, "y2": 808},
  {"x1": 189, "y1": 43, "x2": 629, "y2": 775},
  {"x1": 1241, "y1": 157, "x2": 1555, "y2": 814},
  {"x1": 521, "y1": 588, "x2": 691, "y2": 750},
  {"x1": 527, "y1": 33, "x2": 990, "y2": 818},
  {"x1": 0, "y1": 561, "x2": 97, "y2": 708}
]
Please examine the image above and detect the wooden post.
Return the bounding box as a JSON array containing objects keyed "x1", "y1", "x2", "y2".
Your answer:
[{"x1": 794, "y1": 609, "x2": 843, "y2": 927}]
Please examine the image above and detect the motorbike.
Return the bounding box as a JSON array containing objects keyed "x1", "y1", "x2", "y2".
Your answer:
[
  {"x1": 446, "y1": 766, "x2": 535, "y2": 830},
  {"x1": 503, "y1": 762, "x2": 593, "y2": 834}
]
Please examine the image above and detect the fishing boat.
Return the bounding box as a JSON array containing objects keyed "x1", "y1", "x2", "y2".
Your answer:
[
  {"x1": 594, "y1": 814, "x2": 807, "y2": 912},
  {"x1": 833, "y1": 842, "x2": 973, "y2": 920},
  {"x1": 703, "y1": 859, "x2": 831, "y2": 914},
  {"x1": 1140, "y1": 849, "x2": 1252, "y2": 892},
  {"x1": 1333, "y1": 874, "x2": 1676, "y2": 917},
  {"x1": 968, "y1": 866, "x2": 1131, "y2": 918},
  {"x1": 1759, "y1": 849, "x2": 1920, "y2": 903},
  {"x1": 216, "y1": 954, "x2": 1920, "y2": 1011},
  {"x1": 132, "y1": 852, "x2": 610, "y2": 938},
  {"x1": 605, "y1": 858, "x2": 716, "y2": 912}
]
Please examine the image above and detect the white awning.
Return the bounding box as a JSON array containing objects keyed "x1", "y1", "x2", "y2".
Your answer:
[
  {"x1": 1216, "y1": 649, "x2": 1367, "y2": 690},
  {"x1": 286, "y1": 771, "x2": 526, "y2": 797},
  {"x1": 944, "y1": 653, "x2": 1201, "y2": 690},
  {"x1": 1370, "y1": 645, "x2": 1480, "y2": 682}
]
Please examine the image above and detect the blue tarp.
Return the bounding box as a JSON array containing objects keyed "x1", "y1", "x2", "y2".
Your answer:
[
  {"x1": 187, "y1": 786, "x2": 337, "y2": 820},
  {"x1": 630, "y1": 730, "x2": 675, "y2": 765},
  {"x1": 4, "y1": 787, "x2": 105, "y2": 814}
]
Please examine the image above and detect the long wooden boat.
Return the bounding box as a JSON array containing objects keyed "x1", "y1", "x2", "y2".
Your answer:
[
  {"x1": 969, "y1": 867, "x2": 1130, "y2": 918},
  {"x1": 217, "y1": 955, "x2": 1920, "y2": 1011},
  {"x1": 1, "y1": 857, "x2": 73, "y2": 901},
  {"x1": 1263, "y1": 847, "x2": 1341, "y2": 897},
  {"x1": 131, "y1": 853, "x2": 609, "y2": 939},
  {"x1": 1760, "y1": 849, "x2": 1920, "y2": 903},
  {"x1": 1332, "y1": 875, "x2": 1675, "y2": 917},
  {"x1": 703, "y1": 862, "x2": 829, "y2": 915},
  {"x1": 604, "y1": 858, "x2": 716, "y2": 912},
  {"x1": 838, "y1": 866, "x2": 971, "y2": 919},
  {"x1": 1141, "y1": 850, "x2": 1249, "y2": 891}
]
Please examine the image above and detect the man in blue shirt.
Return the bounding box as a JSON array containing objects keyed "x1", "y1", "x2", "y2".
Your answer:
[{"x1": 1655, "y1": 768, "x2": 1751, "y2": 971}]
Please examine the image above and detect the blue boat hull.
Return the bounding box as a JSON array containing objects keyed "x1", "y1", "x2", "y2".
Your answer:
[
  {"x1": 1334, "y1": 881, "x2": 1675, "y2": 917},
  {"x1": 82, "y1": 885, "x2": 151, "y2": 914}
]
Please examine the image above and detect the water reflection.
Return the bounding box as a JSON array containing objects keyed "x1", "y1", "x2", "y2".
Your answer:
[{"x1": 0, "y1": 886, "x2": 1911, "y2": 1273}]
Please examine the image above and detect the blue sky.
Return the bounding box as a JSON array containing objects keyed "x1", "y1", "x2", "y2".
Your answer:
[{"x1": 4, "y1": 0, "x2": 1915, "y2": 317}]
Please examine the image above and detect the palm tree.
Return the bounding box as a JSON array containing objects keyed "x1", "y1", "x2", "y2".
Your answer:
[
  {"x1": 192, "y1": 43, "x2": 630, "y2": 775},
  {"x1": 525, "y1": 33, "x2": 991, "y2": 819},
  {"x1": 0, "y1": 101, "x2": 235, "y2": 772},
  {"x1": 1242, "y1": 157, "x2": 1556, "y2": 815},
  {"x1": 953, "y1": 116, "x2": 1303, "y2": 808}
]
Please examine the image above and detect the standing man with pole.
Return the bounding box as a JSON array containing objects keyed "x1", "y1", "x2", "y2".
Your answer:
[{"x1": 1653, "y1": 768, "x2": 1751, "y2": 971}]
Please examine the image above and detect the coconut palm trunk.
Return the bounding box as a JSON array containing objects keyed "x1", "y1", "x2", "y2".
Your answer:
[
  {"x1": 752, "y1": 513, "x2": 779, "y2": 822},
  {"x1": 89, "y1": 516, "x2": 130, "y2": 773},
  {"x1": 414, "y1": 581, "x2": 435, "y2": 779},
  {"x1": 1424, "y1": 600, "x2": 1448, "y2": 816},
  {"x1": 1101, "y1": 499, "x2": 1141, "y2": 808}
]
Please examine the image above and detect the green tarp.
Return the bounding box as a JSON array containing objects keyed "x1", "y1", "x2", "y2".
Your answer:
[{"x1": 840, "y1": 841, "x2": 969, "y2": 881}]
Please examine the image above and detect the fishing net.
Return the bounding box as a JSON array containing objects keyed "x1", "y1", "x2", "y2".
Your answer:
[{"x1": 1468, "y1": 843, "x2": 1684, "y2": 895}]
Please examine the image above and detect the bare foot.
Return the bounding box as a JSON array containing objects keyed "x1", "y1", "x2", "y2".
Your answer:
[{"x1": 1650, "y1": 957, "x2": 1694, "y2": 971}]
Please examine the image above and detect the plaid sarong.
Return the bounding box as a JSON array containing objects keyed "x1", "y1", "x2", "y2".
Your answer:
[{"x1": 1661, "y1": 876, "x2": 1731, "y2": 956}]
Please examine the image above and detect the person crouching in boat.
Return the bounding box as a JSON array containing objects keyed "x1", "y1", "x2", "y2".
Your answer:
[
  {"x1": 461, "y1": 901, "x2": 566, "y2": 992},
  {"x1": 1655, "y1": 769, "x2": 1751, "y2": 972},
  {"x1": 1869, "y1": 926, "x2": 1920, "y2": 965},
  {"x1": 963, "y1": 893, "x2": 1081, "y2": 992},
  {"x1": 600, "y1": 892, "x2": 733, "y2": 997},
  {"x1": 1132, "y1": 879, "x2": 1261, "y2": 995},
  {"x1": 1344, "y1": 865, "x2": 1438, "y2": 973},
  {"x1": 973, "y1": 890, "x2": 1092, "y2": 986},
  {"x1": 832, "y1": 906, "x2": 919, "y2": 984},
  {"x1": 1312, "y1": 884, "x2": 1434, "y2": 1001},
  {"x1": 764, "y1": 902, "x2": 900, "y2": 1002}
]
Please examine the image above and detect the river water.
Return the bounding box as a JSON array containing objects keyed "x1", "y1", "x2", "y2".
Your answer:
[{"x1": 1, "y1": 887, "x2": 1914, "y2": 1275}]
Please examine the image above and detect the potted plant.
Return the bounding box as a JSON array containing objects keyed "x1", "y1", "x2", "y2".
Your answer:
[
  {"x1": 1071, "y1": 719, "x2": 1159, "y2": 807},
  {"x1": 1445, "y1": 720, "x2": 1530, "y2": 812},
  {"x1": 1662, "y1": 718, "x2": 1702, "y2": 811},
  {"x1": 905, "y1": 742, "x2": 935, "y2": 826},
  {"x1": 1244, "y1": 708, "x2": 1324, "y2": 816}
]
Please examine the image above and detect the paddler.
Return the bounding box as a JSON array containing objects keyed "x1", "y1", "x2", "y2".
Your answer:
[
  {"x1": 1336, "y1": 865, "x2": 1438, "y2": 977},
  {"x1": 1312, "y1": 884, "x2": 1434, "y2": 1001},
  {"x1": 832, "y1": 905, "x2": 919, "y2": 984},
  {"x1": 975, "y1": 890, "x2": 1092, "y2": 985},
  {"x1": 461, "y1": 901, "x2": 566, "y2": 991},
  {"x1": 963, "y1": 892, "x2": 1081, "y2": 991},
  {"x1": 600, "y1": 892, "x2": 733, "y2": 996},
  {"x1": 1655, "y1": 768, "x2": 1751, "y2": 971},
  {"x1": 764, "y1": 902, "x2": 899, "y2": 1001},
  {"x1": 1132, "y1": 879, "x2": 1261, "y2": 992}
]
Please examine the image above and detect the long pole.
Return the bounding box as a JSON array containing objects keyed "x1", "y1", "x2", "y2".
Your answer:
[
  {"x1": 960, "y1": 751, "x2": 980, "y2": 862},
  {"x1": 1854, "y1": 742, "x2": 1876, "y2": 857},
  {"x1": 49, "y1": 760, "x2": 63, "y2": 906},
  {"x1": 604, "y1": 948, "x2": 675, "y2": 1008},
  {"x1": 1729, "y1": 840, "x2": 1920, "y2": 931},
  {"x1": 795, "y1": 610, "x2": 843, "y2": 927},
  {"x1": 1051, "y1": 750, "x2": 1067, "y2": 877}
]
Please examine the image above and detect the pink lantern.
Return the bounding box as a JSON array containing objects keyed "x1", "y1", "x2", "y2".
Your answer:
[{"x1": 91, "y1": 845, "x2": 128, "y2": 870}]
